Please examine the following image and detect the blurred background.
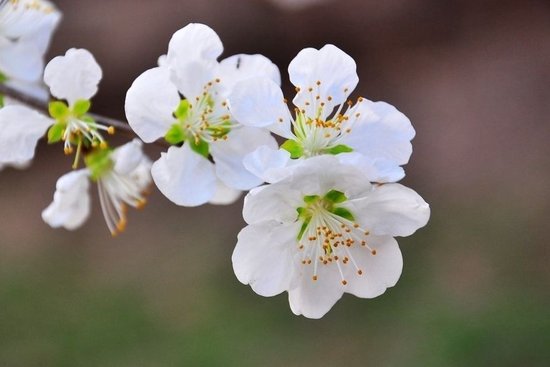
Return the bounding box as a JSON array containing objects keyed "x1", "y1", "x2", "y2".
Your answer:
[{"x1": 1, "y1": 0, "x2": 549, "y2": 365}]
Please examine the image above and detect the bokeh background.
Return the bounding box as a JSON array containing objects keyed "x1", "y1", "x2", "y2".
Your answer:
[{"x1": 1, "y1": 0, "x2": 549, "y2": 365}]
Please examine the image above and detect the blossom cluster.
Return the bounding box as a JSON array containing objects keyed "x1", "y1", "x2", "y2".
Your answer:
[{"x1": 0, "y1": 1, "x2": 430, "y2": 318}]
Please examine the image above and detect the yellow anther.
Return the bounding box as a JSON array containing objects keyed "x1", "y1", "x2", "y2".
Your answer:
[{"x1": 107, "y1": 126, "x2": 115, "y2": 135}]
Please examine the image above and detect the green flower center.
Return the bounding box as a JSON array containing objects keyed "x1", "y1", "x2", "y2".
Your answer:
[{"x1": 164, "y1": 81, "x2": 235, "y2": 158}]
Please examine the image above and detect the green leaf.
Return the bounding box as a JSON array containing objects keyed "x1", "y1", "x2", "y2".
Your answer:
[
  {"x1": 48, "y1": 101, "x2": 69, "y2": 119},
  {"x1": 0, "y1": 94, "x2": 4, "y2": 108},
  {"x1": 72, "y1": 99, "x2": 91, "y2": 116},
  {"x1": 174, "y1": 99, "x2": 190, "y2": 120},
  {"x1": 281, "y1": 139, "x2": 304, "y2": 159},
  {"x1": 324, "y1": 190, "x2": 347, "y2": 204},
  {"x1": 189, "y1": 137, "x2": 210, "y2": 158},
  {"x1": 0, "y1": 72, "x2": 7, "y2": 84},
  {"x1": 47, "y1": 123, "x2": 65, "y2": 144},
  {"x1": 297, "y1": 217, "x2": 311, "y2": 241},
  {"x1": 164, "y1": 124, "x2": 185, "y2": 145},
  {"x1": 331, "y1": 207, "x2": 355, "y2": 222},
  {"x1": 303, "y1": 195, "x2": 320, "y2": 204},
  {"x1": 85, "y1": 148, "x2": 113, "y2": 181},
  {"x1": 326, "y1": 144, "x2": 353, "y2": 155}
]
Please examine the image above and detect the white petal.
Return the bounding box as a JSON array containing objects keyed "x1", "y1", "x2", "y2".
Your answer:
[
  {"x1": 210, "y1": 126, "x2": 278, "y2": 190},
  {"x1": 169, "y1": 59, "x2": 219, "y2": 100},
  {"x1": 0, "y1": 0, "x2": 61, "y2": 42},
  {"x1": 125, "y1": 67, "x2": 179, "y2": 143},
  {"x1": 346, "y1": 183, "x2": 430, "y2": 237},
  {"x1": 0, "y1": 40, "x2": 43, "y2": 82},
  {"x1": 112, "y1": 139, "x2": 146, "y2": 175},
  {"x1": 232, "y1": 221, "x2": 299, "y2": 297},
  {"x1": 6, "y1": 78, "x2": 49, "y2": 101},
  {"x1": 0, "y1": 105, "x2": 52, "y2": 164},
  {"x1": 281, "y1": 155, "x2": 373, "y2": 199},
  {"x1": 219, "y1": 53, "x2": 281, "y2": 88},
  {"x1": 345, "y1": 236, "x2": 403, "y2": 298},
  {"x1": 243, "y1": 145, "x2": 292, "y2": 183},
  {"x1": 208, "y1": 180, "x2": 242, "y2": 205},
  {"x1": 340, "y1": 99, "x2": 415, "y2": 165},
  {"x1": 151, "y1": 144, "x2": 216, "y2": 207},
  {"x1": 288, "y1": 260, "x2": 345, "y2": 319},
  {"x1": 166, "y1": 24, "x2": 222, "y2": 98},
  {"x1": 242, "y1": 184, "x2": 302, "y2": 225},
  {"x1": 289, "y1": 44, "x2": 358, "y2": 117},
  {"x1": 44, "y1": 48, "x2": 102, "y2": 105},
  {"x1": 166, "y1": 23, "x2": 223, "y2": 65},
  {"x1": 337, "y1": 152, "x2": 405, "y2": 183},
  {"x1": 229, "y1": 77, "x2": 290, "y2": 129},
  {"x1": 42, "y1": 169, "x2": 91, "y2": 230}
]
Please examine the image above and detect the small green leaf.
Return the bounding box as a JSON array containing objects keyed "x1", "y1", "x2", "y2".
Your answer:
[
  {"x1": 303, "y1": 195, "x2": 320, "y2": 204},
  {"x1": 297, "y1": 217, "x2": 311, "y2": 240},
  {"x1": 164, "y1": 124, "x2": 185, "y2": 145},
  {"x1": 0, "y1": 94, "x2": 4, "y2": 108},
  {"x1": 47, "y1": 123, "x2": 65, "y2": 144},
  {"x1": 281, "y1": 139, "x2": 304, "y2": 159},
  {"x1": 85, "y1": 148, "x2": 113, "y2": 181},
  {"x1": 0, "y1": 72, "x2": 7, "y2": 84},
  {"x1": 174, "y1": 99, "x2": 190, "y2": 120},
  {"x1": 326, "y1": 144, "x2": 353, "y2": 155},
  {"x1": 48, "y1": 101, "x2": 69, "y2": 119},
  {"x1": 331, "y1": 207, "x2": 355, "y2": 222},
  {"x1": 72, "y1": 99, "x2": 91, "y2": 116},
  {"x1": 189, "y1": 137, "x2": 210, "y2": 158},
  {"x1": 324, "y1": 190, "x2": 347, "y2": 204}
]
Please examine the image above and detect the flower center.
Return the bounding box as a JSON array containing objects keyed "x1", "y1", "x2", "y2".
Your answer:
[
  {"x1": 296, "y1": 190, "x2": 376, "y2": 285},
  {"x1": 280, "y1": 81, "x2": 367, "y2": 158},
  {"x1": 164, "y1": 78, "x2": 236, "y2": 158}
]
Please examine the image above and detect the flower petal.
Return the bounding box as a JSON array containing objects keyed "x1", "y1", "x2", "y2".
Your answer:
[
  {"x1": 340, "y1": 99, "x2": 415, "y2": 165},
  {"x1": 151, "y1": 144, "x2": 216, "y2": 207},
  {"x1": 125, "y1": 67, "x2": 179, "y2": 143},
  {"x1": 167, "y1": 23, "x2": 223, "y2": 65},
  {"x1": 112, "y1": 139, "x2": 147, "y2": 175},
  {"x1": 345, "y1": 235, "x2": 403, "y2": 298},
  {"x1": 0, "y1": 105, "x2": 52, "y2": 164},
  {"x1": 219, "y1": 54, "x2": 281, "y2": 89},
  {"x1": 346, "y1": 183, "x2": 430, "y2": 237},
  {"x1": 242, "y1": 184, "x2": 302, "y2": 225},
  {"x1": 44, "y1": 48, "x2": 102, "y2": 106},
  {"x1": 229, "y1": 77, "x2": 290, "y2": 129},
  {"x1": 337, "y1": 152, "x2": 405, "y2": 183},
  {"x1": 210, "y1": 126, "x2": 277, "y2": 190},
  {"x1": 289, "y1": 44, "x2": 358, "y2": 118},
  {"x1": 243, "y1": 145, "x2": 292, "y2": 184},
  {"x1": 209, "y1": 180, "x2": 242, "y2": 205},
  {"x1": 0, "y1": 40, "x2": 43, "y2": 82},
  {"x1": 42, "y1": 169, "x2": 91, "y2": 230},
  {"x1": 232, "y1": 221, "x2": 299, "y2": 297},
  {"x1": 288, "y1": 261, "x2": 345, "y2": 319}
]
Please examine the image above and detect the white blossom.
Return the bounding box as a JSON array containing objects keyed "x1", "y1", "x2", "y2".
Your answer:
[
  {"x1": 0, "y1": 0, "x2": 61, "y2": 99},
  {"x1": 0, "y1": 48, "x2": 114, "y2": 168},
  {"x1": 232, "y1": 155, "x2": 430, "y2": 318},
  {"x1": 229, "y1": 44, "x2": 415, "y2": 183},
  {"x1": 42, "y1": 139, "x2": 152, "y2": 235},
  {"x1": 125, "y1": 23, "x2": 280, "y2": 207}
]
